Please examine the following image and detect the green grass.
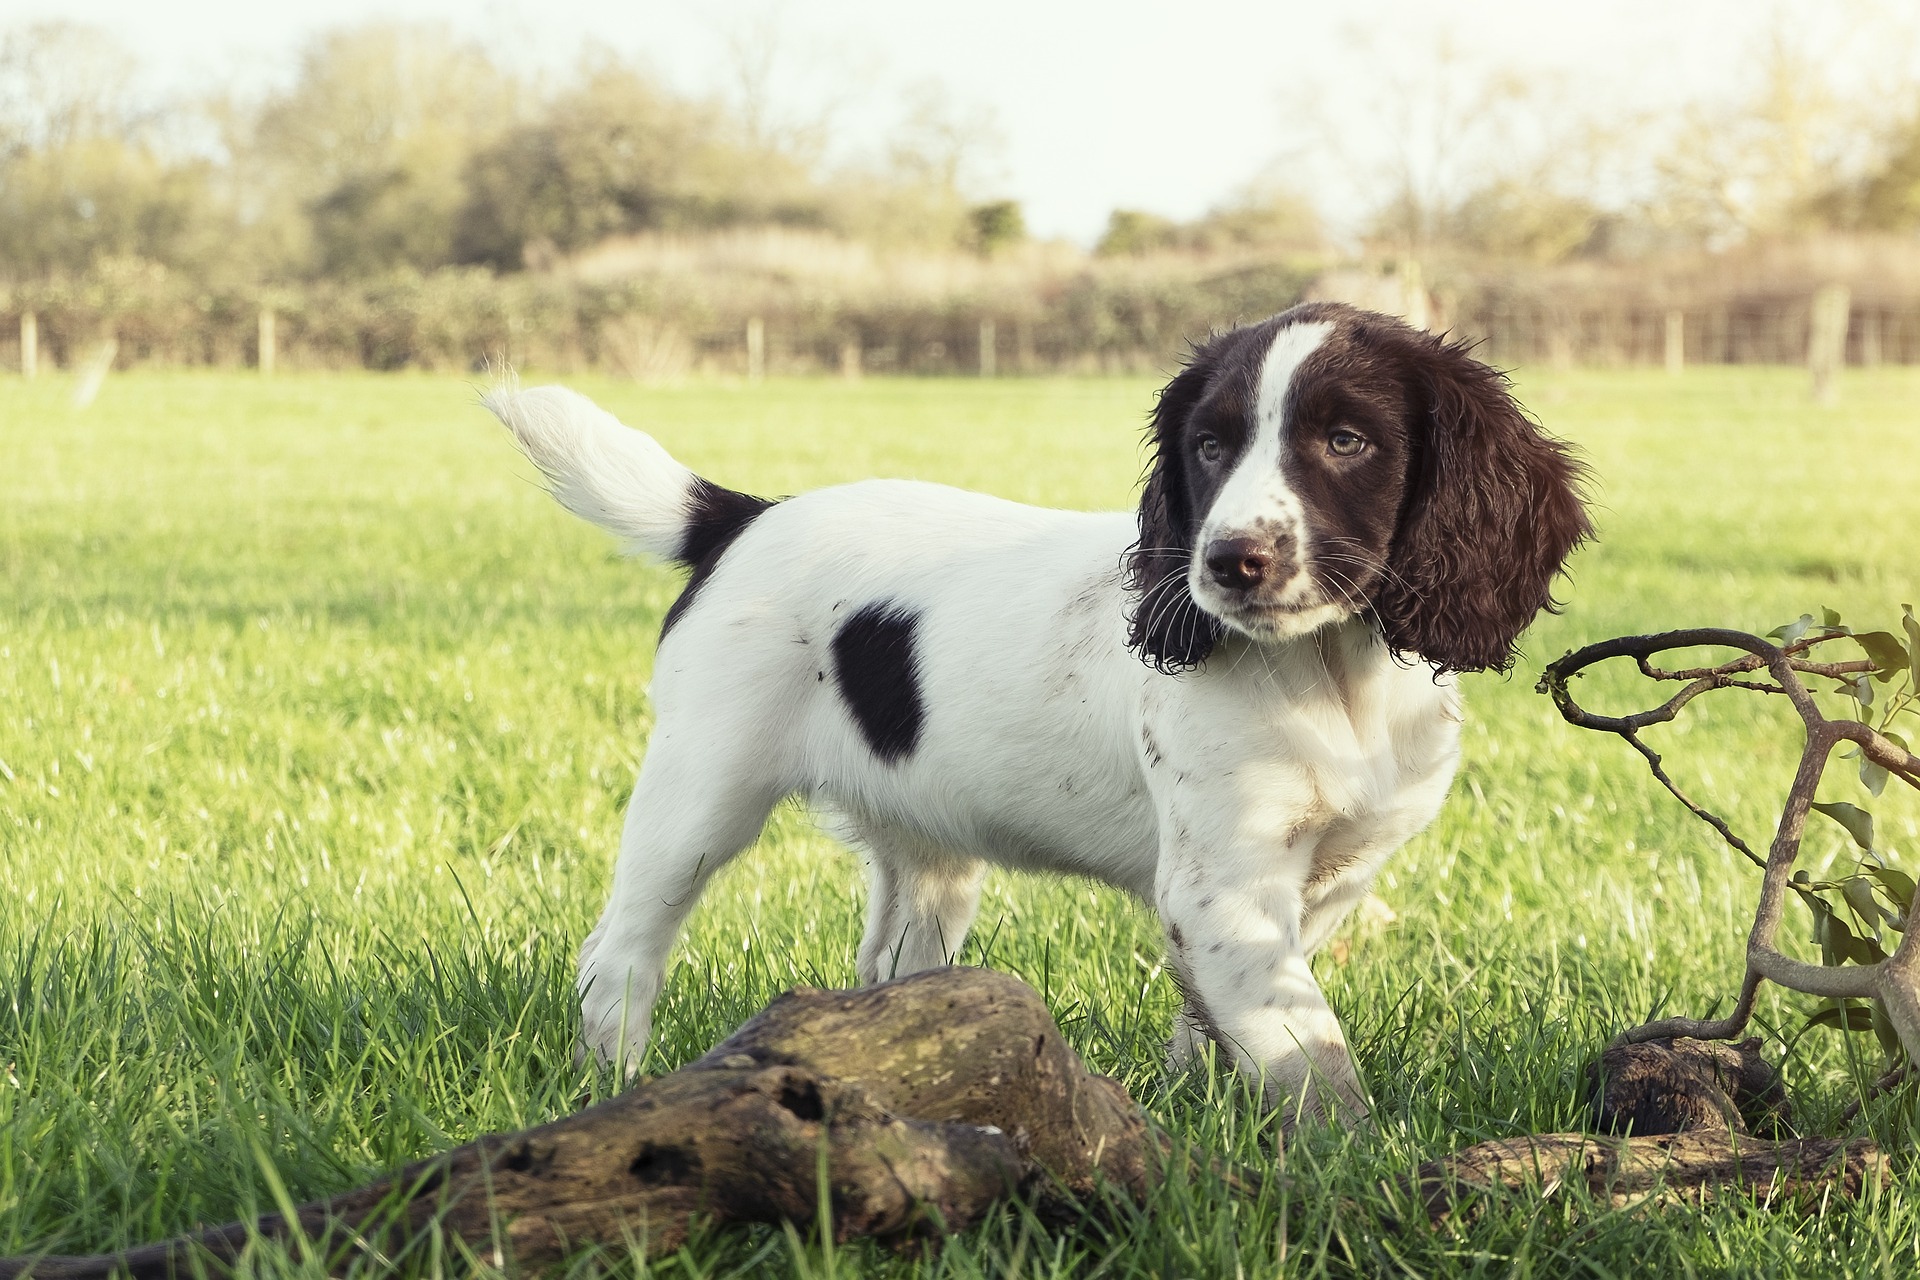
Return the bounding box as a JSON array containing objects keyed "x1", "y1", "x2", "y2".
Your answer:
[{"x1": 2, "y1": 364, "x2": 1919, "y2": 1277}]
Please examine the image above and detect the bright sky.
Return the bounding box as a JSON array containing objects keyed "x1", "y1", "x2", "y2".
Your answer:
[{"x1": 6, "y1": 0, "x2": 1913, "y2": 242}]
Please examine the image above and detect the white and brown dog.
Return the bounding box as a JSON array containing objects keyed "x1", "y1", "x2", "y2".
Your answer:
[{"x1": 490, "y1": 302, "x2": 1589, "y2": 1123}]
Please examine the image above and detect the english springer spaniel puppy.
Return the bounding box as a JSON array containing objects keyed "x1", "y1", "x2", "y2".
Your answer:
[{"x1": 490, "y1": 302, "x2": 1589, "y2": 1124}]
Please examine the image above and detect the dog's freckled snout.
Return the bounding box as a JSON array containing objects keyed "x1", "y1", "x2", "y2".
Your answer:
[{"x1": 1204, "y1": 537, "x2": 1272, "y2": 590}]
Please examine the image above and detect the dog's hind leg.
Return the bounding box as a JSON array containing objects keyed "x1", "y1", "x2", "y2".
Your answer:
[
  {"x1": 576, "y1": 714, "x2": 787, "y2": 1073},
  {"x1": 845, "y1": 819, "x2": 986, "y2": 984}
]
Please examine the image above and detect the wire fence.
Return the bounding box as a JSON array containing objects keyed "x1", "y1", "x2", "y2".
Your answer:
[{"x1": 1457, "y1": 298, "x2": 1920, "y2": 368}]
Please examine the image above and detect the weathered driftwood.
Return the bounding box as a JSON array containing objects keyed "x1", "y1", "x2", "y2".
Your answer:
[
  {"x1": 0, "y1": 968, "x2": 1154, "y2": 1279},
  {"x1": 1409, "y1": 1131, "x2": 1888, "y2": 1222}
]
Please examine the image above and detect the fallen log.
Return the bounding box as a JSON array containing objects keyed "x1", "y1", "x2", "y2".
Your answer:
[
  {"x1": 0, "y1": 968, "x2": 1155, "y2": 1278},
  {"x1": 1408, "y1": 1130, "x2": 1889, "y2": 1222}
]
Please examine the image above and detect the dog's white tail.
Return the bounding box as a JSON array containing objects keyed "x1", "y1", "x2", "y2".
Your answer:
[{"x1": 487, "y1": 386, "x2": 766, "y2": 564}]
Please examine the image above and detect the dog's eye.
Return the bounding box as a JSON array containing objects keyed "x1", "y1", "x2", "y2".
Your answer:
[
  {"x1": 1328, "y1": 430, "x2": 1367, "y2": 458},
  {"x1": 1196, "y1": 434, "x2": 1223, "y2": 463}
]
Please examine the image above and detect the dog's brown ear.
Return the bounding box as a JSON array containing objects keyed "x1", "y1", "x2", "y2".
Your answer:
[
  {"x1": 1127, "y1": 348, "x2": 1224, "y2": 672},
  {"x1": 1374, "y1": 335, "x2": 1592, "y2": 673}
]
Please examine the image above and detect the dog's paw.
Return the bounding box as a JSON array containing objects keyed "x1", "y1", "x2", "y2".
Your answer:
[
  {"x1": 577, "y1": 995, "x2": 651, "y2": 1078},
  {"x1": 1267, "y1": 1067, "x2": 1372, "y2": 1135},
  {"x1": 1164, "y1": 1007, "x2": 1211, "y2": 1073},
  {"x1": 576, "y1": 944, "x2": 657, "y2": 1078}
]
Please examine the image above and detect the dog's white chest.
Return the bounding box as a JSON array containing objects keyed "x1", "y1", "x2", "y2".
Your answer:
[{"x1": 1141, "y1": 628, "x2": 1461, "y2": 893}]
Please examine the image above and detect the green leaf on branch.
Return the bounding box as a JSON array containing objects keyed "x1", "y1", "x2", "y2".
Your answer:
[
  {"x1": 1806, "y1": 1002, "x2": 1878, "y2": 1033},
  {"x1": 1769, "y1": 614, "x2": 1815, "y2": 645},
  {"x1": 1842, "y1": 875, "x2": 1886, "y2": 926},
  {"x1": 1832, "y1": 676, "x2": 1876, "y2": 707},
  {"x1": 1815, "y1": 907, "x2": 1884, "y2": 965},
  {"x1": 1852, "y1": 631, "x2": 1909, "y2": 682},
  {"x1": 1813, "y1": 801, "x2": 1876, "y2": 851},
  {"x1": 1867, "y1": 865, "x2": 1917, "y2": 914},
  {"x1": 1871, "y1": 1001, "x2": 1905, "y2": 1061},
  {"x1": 1851, "y1": 928, "x2": 1886, "y2": 965},
  {"x1": 1823, "y1": 607, "x2": 1846, "y2": 629}
]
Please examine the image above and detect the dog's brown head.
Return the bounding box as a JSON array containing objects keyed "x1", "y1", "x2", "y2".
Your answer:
[{"x1": 1128, "y1": 302, "x2": 1591, "y2": 674}]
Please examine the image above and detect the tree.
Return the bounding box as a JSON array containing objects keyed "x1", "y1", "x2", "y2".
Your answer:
[
  {"x1": 1184, "y1": 185, "x2": 1323, "y2": 255},
  {"x1": 1850, "y1": 119, "x2": 1920, "y2": 230},
  {"x1": 234, "y1": 24, "x2": 519, "y2": 277},
  {"x1": 1288, "y1": 28, "x2": 1543, "y2": 255},
  {"x1": 1094, "y1": 209, "x2": 1178, "y2": 257},
  {"x1": 966, "y1": 199, "x2": 1025, "y2": 255},
  {"x1": 1438, "y1": 180, "x2": 1602, "y2": 263},
  {"x1": 455, "y1": 61, "x2": 818, "y2": 270},
  {"x1": 0, "y1": 138, "x2": 220, "y2": 279},
  {"x1": 0, "y1": 24, "x2": 228, "y2": 280},
  {"x1": 1810, "y1": 107, "x2": 1920, "y2": 231},
  {"x1": 1542, "y1": 607, "x2": 1920, "y2": 1097},
  {"x1": 800, "y1": 80, "x2": 998, "y2": 252},
  {"x1": 1641, "y1": 28, "x2": 1861, "y2": 246},
  {"x1": 1093, "y1": 188, "x2": 1321, "y2": 259},
  {"x1": 0, "y1": 21, "x2": 141, "y2": 155}
]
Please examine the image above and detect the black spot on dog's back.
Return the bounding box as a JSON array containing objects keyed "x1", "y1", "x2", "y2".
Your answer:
[
  {"x1": 661, "y1": 477, "x2": 777, "y2": 639},
  {"x1": 832, "y1": 603, "x2": 925, "y2": 762}
]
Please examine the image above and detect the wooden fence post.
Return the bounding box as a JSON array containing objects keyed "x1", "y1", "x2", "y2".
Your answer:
[
  {"x1": 1809, "y1": 284, "x2": 1850, "y2": 404},
  {"x1": 258, "y1": 308, "x2": 277, "y2": 375},
  {"x1": 20, "y1": 311, "x2": 36, "y2": 379},
  {"x1": 1664, "y1": 309, "x2": 1685, "y2": 375},
  {"x1": 746, "y1": 316, "x2": 765, "y2": 381},
  {"x1": 1015, "y1": 317, "x2": 1034, "y2": 374},
  {"x1": 839, "y1": 339, "x2": 861, "y2": 381},
  {"x1": 978, "y1": 318, "x2": 996, "y2": 378}
]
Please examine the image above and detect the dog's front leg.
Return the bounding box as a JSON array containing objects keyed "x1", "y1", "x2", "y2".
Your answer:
[{"x1": 1154, "y1": 852, "x2": 1369, "y2": 1128}]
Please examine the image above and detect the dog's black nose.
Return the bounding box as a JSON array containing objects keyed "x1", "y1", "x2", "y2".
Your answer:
[{"x1": 1204, "y1": 537, "x2": 1271, "y2": 590}]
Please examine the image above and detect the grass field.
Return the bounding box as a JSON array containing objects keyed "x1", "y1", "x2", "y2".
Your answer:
[{"x1": 3, "y1": 365, "x2": 1919, "y2": 1277}]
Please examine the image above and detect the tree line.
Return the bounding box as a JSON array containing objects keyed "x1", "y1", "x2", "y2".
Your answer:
[
  {"x1": 4, "y1": 16, "x2": 1920, "y2": 374},
  {"x1": 0, "y1": 22, "x2": 1048, "y2": 287}
]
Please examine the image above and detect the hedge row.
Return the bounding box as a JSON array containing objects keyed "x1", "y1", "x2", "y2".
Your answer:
[{"x1": 0, "y1": 260, "x2": 1322, "y2": 376}]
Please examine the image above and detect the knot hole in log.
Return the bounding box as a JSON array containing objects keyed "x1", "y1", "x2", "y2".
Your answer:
[
  {"x1": 629, "y1": 1143, "x2": 699, "y2": 1186},
  {"x1": 778, "y1": 1079, "x2": 827, "y2": 1122}
]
